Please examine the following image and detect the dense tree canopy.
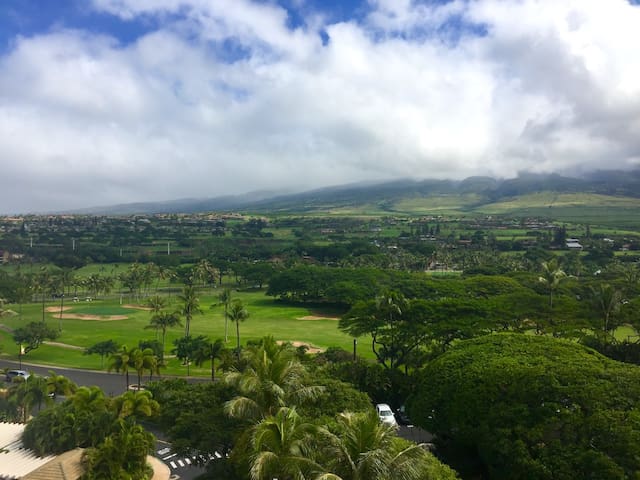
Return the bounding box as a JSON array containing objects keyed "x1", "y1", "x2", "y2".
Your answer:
[{"x1": 410, "y1": 334, "x2": 640, "y2": 480}]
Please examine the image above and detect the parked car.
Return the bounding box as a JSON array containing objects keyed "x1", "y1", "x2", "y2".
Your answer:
[
  {"x1": 5, "y1": 370, "x2": 30, "y2": 382},
  {"x1": 376, "y1": 403, "x2": 397, "y2": 427},
  {"x1": 395, "y1": 405, "x2": 412, "y2": 425}
]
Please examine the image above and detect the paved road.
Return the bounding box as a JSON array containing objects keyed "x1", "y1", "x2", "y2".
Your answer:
[{"x1": 2, "y1": 359, "x2": 207, "y2": 396}]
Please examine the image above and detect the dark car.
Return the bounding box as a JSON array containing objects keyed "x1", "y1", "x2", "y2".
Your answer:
[{"x1": 395, "y1": 405, "x2": 412, "y2": 425}]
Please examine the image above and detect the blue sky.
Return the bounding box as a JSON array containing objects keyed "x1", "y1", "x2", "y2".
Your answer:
[{"x1": 0, "y1": 0, "x2": 639, "y2": 213}]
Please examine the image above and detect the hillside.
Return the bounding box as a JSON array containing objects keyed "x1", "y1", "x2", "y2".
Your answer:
[{"x1": 67, "y1": 170, "x2": 640, "y2": 223}]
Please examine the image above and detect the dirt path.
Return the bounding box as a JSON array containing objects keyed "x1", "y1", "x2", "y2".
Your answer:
[{"x1": 44, "y1": 341, "x2": 84, "y2": 351}]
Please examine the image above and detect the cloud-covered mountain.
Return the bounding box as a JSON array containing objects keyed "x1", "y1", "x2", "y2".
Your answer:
[{"x1": 65, "y1": 170, "x2": 640, "y2": 215}]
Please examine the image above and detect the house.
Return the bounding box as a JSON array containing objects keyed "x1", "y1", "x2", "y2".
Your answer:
[
  {"x1": 566, "y1": 238, "x2": 583, "y2": 250},
  {"x1": 0, "y1": 422, "x2": 169, "y2": 479}
]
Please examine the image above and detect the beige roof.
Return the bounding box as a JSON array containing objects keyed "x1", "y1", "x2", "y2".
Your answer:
[{"x1": 21, "y1": 449, "x2": 84, "y2": 480}]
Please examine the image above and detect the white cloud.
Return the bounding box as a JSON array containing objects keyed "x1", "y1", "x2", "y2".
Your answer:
[{"x1": 0, "y1": 0, "x2": 639, "y2": 212}]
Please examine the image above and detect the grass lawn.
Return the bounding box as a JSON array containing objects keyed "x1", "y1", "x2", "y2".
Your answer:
[{"x1": 0, "y1": 289, "x2": 366, "y2": 376}]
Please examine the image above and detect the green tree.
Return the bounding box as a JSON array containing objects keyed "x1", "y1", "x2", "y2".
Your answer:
[
  {"x1": 172, "y1": 335, "x2": 208, "y2": 376},
  {"x1": 249, "y1": 407, "x2": 324, "y2": 480},
  {"x1": 178, "y1": 285, "x2": 202, "y2": 337},
  {"x1": 589, "y1": 283, "x2": 624, "y2": 343},
  {"x1": 144, "y1": 311, "x2": 181, "y2": 360},
  {"x1": 225, "y1": 336, "x2": 323, "y2": 422},
  {"x1": 538, "y1": 259, "x2": 569, "y2": 327},
  {"x1": 318, "y1": 410, "x2": 435, "y2": 480},
  {"x1": 228, "y1": 298, "x2": 249, "y2": 359},
  {"x1": 193, "y1": 338, "x2": 226, "y2": 381},
  {"x1": 46, "y1": 371, "x2": 77, "y2": 397},
  {"x1": 108, "y1": 345, "x2": 133, "y2": 389},
  {"x1": 217, "y1": 287, "x2": 233, "y2": 343},
  {"x1": 146, "y1": 295, "x2": 167, "y2": 317},
  {"x1": 81, "y1": 421, "x2": 155, "y2": 480},
  {"x1": 13, "y1": 321, "x2": 59, "y2": 355},
  {"x1": 410, "y1": 334, "x2": 640, "y2": 480},
  {"x1": 85, "y1": 340, "x2": 120, "y2": 368},
  {"x1": 9, "y1": 374, "x2": 53, "y2": 421},
  {"x1": 110, "y1": 390, "x2": 159, "y2": 420},
  {"x1": 129, "y1": 347, "x2": 158, "y2": 386}
]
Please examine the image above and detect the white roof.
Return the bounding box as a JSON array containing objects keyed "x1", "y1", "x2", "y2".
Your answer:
[{"x1": 0, "y1": 422, "x2": 55, "y2": 480}]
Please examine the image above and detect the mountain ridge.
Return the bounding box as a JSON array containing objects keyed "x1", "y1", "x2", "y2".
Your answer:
[{"x1": 60, "y1": 169, "x2": 640, "y2": 215}]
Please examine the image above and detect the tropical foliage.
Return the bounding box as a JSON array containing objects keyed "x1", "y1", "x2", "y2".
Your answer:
[{"x1": 410, "y1": 334, "x2": 640, "y2": 480}]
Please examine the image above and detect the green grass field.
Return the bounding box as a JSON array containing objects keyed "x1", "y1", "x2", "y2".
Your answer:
[{"x1": 0, "y1": 289, "x2": 363, "y2": 376}]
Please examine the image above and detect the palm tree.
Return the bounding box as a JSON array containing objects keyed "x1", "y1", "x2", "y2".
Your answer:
[
  {"x1": 538, "y1": 259, "x2": 569, "y2": 333},
  {"x1": 72, "y1": 385, "x2": 108, "y2": 414},
  {"x1": 249, "y1": 407, "x2": 324, "y2": 480},
  {"x1": 144, "y1": 311, "x2": 181, "y2": 360},
  {"x1": 539, "y1": 259, "x2": 568, "y2": 310},
  {"x1": 590, "y1": 283, "x2": 623, "y2": 343},
  {"x1": 129, "y1": 347, "x2": 158, "y2": 386},
  {"x1": 317, "y1": 411, "x2": 429, "y2": 480},
  {"x1": 10, "y1": 375, "x2": 52, "y2": 422},
  {"x1": 111, "y1": 390, "x2": 159, "y2": 419},
  {"x1": 225, "y1": 336, "x2": 323, "y2": 422},
  {"x1": 36, "y1": 266, "x2": 51, "y2": 323},
  {"x1": 228, "y1": 298, "x2": 249, "y2": 359},
  {"x1": 46, "y1": 371, "x2": 77, "y2": 397},
  {"x1": 108, "y1": 345, "x2": 133, "y2": 389},
  {"x1": 178, "y1": 285, "x2": 202, "y2": 337},
  {"x1": 146, "y1": 295, "x2": 167, "y2": 316},
  {"x1": 218, "y1": 288, "x2": 233, "y2": 343},
  {"x1": 193, "y1": 338, "x2": 226, "y2": 381}
]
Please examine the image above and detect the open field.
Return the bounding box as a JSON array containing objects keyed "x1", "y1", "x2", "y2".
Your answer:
[{"x1": 0, "y1": 289, "x2": 362, "y2": 376}]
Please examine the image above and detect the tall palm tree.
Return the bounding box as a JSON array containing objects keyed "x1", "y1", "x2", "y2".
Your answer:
[
  {"x1": 539, "y1": 259, "x2": 568, "y2": 310},
  {"x1": 225, "y1": 336, "x2": 323, "y2": 422},
  {"x1": 144, "y1": 311, "x2": 181, "y2": 360},
  {"x1": 218, "y1": 288, "x2": 233, "y2": 343},
  {"x1": 193, "y1": 338, "x2": 226, "y2": 381},
  {"x1": 178, "y1": 285, "x2": 202, "y2": 337},
  {"x1": 129, "y1": 347, "x2": 158, "y2": 386},
  {"x1": 10, "y1": 375, "x2": 52, "y2": 422},
  {"x1": 317, "y1": 411, "x2": 429, "y2": 480},
  {"x1": 249, "y1": 407, "x2": 324, "y2": 480},
  {"x1": 228, "y1": 298, "x2": 249, "y2": 359},
  {"x1": 108, "y1": 345, "x2": 133, "y2": 389},
  {"x1": 146, "y1": 295, "x2": 167, "y2": 316},
  {"x1": 37, "y1": 266, "x2": 51, "y2": 323},
  {"x1": 590, "y1": 283, "x2": 623, "y2": 343}
]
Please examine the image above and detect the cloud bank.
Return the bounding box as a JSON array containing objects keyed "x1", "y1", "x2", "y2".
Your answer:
[{"x1": 1, "y1": 0, "x2": 639, "y2": 213}]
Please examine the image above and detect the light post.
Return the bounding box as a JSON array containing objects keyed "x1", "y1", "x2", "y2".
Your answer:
[{"x1": 353, "y1": 338, "x2": 357, "y2": 362}]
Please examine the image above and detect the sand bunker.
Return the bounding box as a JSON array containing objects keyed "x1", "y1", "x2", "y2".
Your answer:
[
  {"x1": 53, "y1": 313, "x2": 128, "y2": 321},
  {"x1": 123, "y1": 304, "x2": 152, "y2": 311},
  {"x1": 297, "y1": 315, "x2": 339, "y2": 321},
  {"x1": 45, "y1": 306, "x2": 72, "y2": 312},
  {"x1": 46, "y1": 305, "x2": 129, "y2": 320},
  {"x1": 277, "y1": 340, "x2": 324, "y2": 354}
]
